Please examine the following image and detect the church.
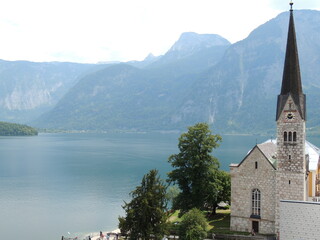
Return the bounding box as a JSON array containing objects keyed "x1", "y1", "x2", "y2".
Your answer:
[{"x1": 229, "y1": 4, "x2": 320, "y2": 236}]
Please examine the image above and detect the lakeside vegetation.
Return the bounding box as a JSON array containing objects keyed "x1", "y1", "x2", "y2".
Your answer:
[
  {"x1": 119, "y1": 123, "x2": 231, "y2": 240},
  {"x1": 168, "y1": 209, "x2": 250, "y2": 236},
  {"x1": 0, "y1": 121, "x2": 38, "y2": 136}
]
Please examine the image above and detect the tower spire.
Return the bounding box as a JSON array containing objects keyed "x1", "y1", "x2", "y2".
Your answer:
[{"x1": 276, "y1": 3, "x2": 306, "y2": 120}]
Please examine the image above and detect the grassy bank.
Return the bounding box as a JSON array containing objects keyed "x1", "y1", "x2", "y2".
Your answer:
[{"x1": 168, "y1": 209, "x2": 250, "y2": 236}]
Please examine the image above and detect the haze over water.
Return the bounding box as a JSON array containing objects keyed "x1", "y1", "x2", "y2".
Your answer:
[{"x1": 1, "y1": 132, "x2": 318, "y2": 240}]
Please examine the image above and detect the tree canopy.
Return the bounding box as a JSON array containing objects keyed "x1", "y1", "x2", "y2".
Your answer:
[
  {"x1": 119, "y1": 169, "x2": 168, "y2": 240},
  {"x1": 0, "y1": 121, "x2": 38, "y2": 136},
  {"x1": 206, "y1": 170, "x2": 231, "y2": 215},
  {"x1": 179, "y1": 208, "x2": 208, "y2": 240},
  {"x1": 167, "y1": 122, "x2": 229, "y2": 215}
]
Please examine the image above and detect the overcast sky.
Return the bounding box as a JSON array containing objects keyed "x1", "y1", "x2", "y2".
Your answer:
[{"x1": 0, "y1": 0, "x2": 319, "y2": 63}]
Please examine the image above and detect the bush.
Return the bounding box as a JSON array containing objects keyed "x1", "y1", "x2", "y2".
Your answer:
[{"x1": 179, "y1": 208, "x2": 208, "y2": 240}]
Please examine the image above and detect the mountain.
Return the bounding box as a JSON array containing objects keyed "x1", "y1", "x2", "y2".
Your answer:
[
  {"x1": 33, "y1": 63, "x2": 200, "y2": 130},
  {"x1": 34, "y1": 10, "x2": 320, "y2": 133},
  {"x1": 33, "y1": 33, "x2": 230, "y2": 130},
  {"x1": 163, "y1": 32, "x2": 230, "y2": 61},
  {"x1": 148, "y1": 32, "x2": 230, "y2": 71},
  {"x1": 0, "y1": 60, "x2": 96, "y2": 123},
  {"x1": 127, "y1": 53, "x2": 162, "y2": 69},
  {"x1": 167, "y1": 10, "x2": 320, "y2": 134}
]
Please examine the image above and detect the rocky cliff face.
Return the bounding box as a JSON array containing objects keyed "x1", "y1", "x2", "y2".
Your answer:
[
  {"x1": 0, "y1": 61, "x2": 94, "y2": 122},
  {"x1": 168, "y1": 32, "x2": 230, "y2": 57}
]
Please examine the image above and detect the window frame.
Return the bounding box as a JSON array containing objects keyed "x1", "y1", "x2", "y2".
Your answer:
[
  {"x1": 284, "y1": 131, "x2": 287, "y2": 142},
  {"x1": 252, "y1": 189, "x2": 261, "y2": 216}
]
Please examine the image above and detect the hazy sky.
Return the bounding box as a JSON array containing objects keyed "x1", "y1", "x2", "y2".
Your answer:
[{"x1": 0, "y1": 0, "x2": 319, "y2": 63}]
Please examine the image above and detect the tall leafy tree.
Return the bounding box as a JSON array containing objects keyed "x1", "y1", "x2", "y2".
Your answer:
[
  {"x1": 167, "y1": 122, "x2": 222, "y2": 215},
  {"x1": 119, "y1": 169, "x2": 168, "y2": 240},
  {"x1": 207, "y1": 170, "x2": 231, "y2": 215}
]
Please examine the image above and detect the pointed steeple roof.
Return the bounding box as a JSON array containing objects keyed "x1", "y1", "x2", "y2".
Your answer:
[
  {"x1": 280, "y1": 4, "x2": 302, "y2": 96},
  {"x1": 276, "y1": 3, "x2": 306, "y2": 120}
]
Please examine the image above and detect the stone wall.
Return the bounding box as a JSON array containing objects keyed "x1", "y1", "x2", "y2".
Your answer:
[
  {"x1": 230, "y1": 146, "x2": 276, "y2": 234},
  {"x1": 275, "y1": 96, "x2": 307, "y2": 233},
  {"x1": 280, "y1": 200, "x2": 320, "y2": 239}
]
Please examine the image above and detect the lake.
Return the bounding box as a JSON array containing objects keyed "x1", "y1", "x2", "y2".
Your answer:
[{"x1": 0, "y1": 132, "x2": 318, "y2": 240}]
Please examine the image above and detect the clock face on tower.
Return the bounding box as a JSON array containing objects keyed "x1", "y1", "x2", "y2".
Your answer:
[{"x1": 286, "y1": 112, "x2": 295, "y2": 120}]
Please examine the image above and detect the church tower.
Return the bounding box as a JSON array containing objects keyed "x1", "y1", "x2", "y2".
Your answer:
[{"x1": 275, "y1": 2, "x2": 307, "y2": 232}]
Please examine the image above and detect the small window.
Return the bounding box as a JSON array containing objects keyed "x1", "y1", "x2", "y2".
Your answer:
[
  {"x1": 284, "y1": 132, "x2": 287, "y2": 142},
  {"x1": 289, "y1": 155, "x2": 291, "y2": 160},
  {"x1": 293, "y1": 132, "x2": 297, "y2": 142},
  {"x1": 255, "y1": 161, "x2": 258, "y2": 169},
  {"x1": 289, "y1": 180, "x2": 291, "y2": 185},
  {"x1": 289, "y1": 132, "x2": 292, "y2": 141}
]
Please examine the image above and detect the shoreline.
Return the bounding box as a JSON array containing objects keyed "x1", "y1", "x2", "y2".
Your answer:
[{"x1": 63, "y1": 229, "x2": 120, "y2": 240}]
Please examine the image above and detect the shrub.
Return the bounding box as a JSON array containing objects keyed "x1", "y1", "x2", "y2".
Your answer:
[{"x1": 179, "y1": 208, "x2": 208, "y2": 240}]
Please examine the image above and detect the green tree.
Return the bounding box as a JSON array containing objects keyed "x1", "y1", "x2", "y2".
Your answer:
[
  {"x1": 118, "y1": 169, "x2": 168, "y2": 240},
  {"x1": 0, "y1": 121, "x2": 38, "y2": 136},
  {"x1": 166, "y1": 185, "x2": 180, "y2": 210},
  {"x1": 167, "y1": 122, "x2": 222, "y2": 215},
  {"x1": 206, "y1": 170, "x2": 231, "y2": 215},
  {"x1": 179, "y1": 208, "x2": 208, "y2": 240},
  {"x1": 217, "y1": 171, "x2": 231, "y2": 204}
]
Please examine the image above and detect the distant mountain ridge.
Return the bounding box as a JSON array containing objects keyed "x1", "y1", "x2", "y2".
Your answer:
[
  {"x1": 33, "y1": 32, "x2": 231, "y2": 130},
  {"x1": 3, "y1": 10, "x2": 320, "y2": 134},
  {"x1": 167, "y1": 32, "x2": 230, "y2": 57},
  {"x1": 149, "y1": 32, "x2": 231, "y2": 69},
  {"x1": 34, "y1": 10, "x2": 320, "y2": 133}
]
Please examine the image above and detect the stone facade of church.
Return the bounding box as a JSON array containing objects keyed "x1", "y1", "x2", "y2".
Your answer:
[{"x1": 230, "y1": 144, "x2": 277, "y2": 233}]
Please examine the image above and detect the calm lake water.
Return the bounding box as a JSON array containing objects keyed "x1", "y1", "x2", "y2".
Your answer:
[{"x1": 0, "y1": 132, "x2": 319, "y2": 240}]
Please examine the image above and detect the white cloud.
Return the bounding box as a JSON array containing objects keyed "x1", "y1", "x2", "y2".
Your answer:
[{"x1": 0, "y1": 0, "x2": 317, "y2": 63}]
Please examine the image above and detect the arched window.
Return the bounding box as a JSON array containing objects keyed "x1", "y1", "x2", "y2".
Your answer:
[
  {"x1": 293, "y1": 132, "x2": 297, "y2": 142},
  {"x1": 284, "y1": 132, "x2": 287, "y2": 142},
  {"x1": 289, "y1": 132, "x2": 292, "y2": 141},
  {"x1": 252, "y1": 189, "x2": 261, "y2": 216}
]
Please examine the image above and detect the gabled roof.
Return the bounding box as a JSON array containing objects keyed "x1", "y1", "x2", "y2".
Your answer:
[
  {"x1": 234, "y1": 141, "x2": 277, "y2": 170},
  {"x1": 257, "y1": 141, "x2": 277, "y2": 167},
  {"x1": 231, "y1": 139, "x2": 320, "y2": 171}
]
